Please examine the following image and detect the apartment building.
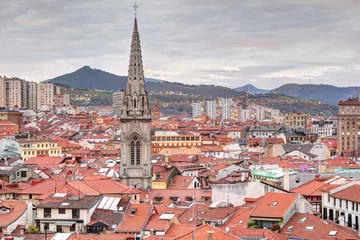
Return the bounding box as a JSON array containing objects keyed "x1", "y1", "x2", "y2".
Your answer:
[
  {"x1": 221, "y1": 98, "x2": 232, "y2": 120},
  {"x1": 37, "y1": 83, "x2": 55, "y2": 110},
  {"x1": 322, "y1": 181, "x2": 360, "y2": 233},
  {"x1": 18, "y1": 139, "x2": 62, "y2": 160},
  {"x1": 0, "y1": 76, "x2": 60, "y2": 111},
  {"x1": 27, "y1": 81, "x2": 38, "y2": 111},
  {"x1": 284, "y1": 112, "x2": 308, "y2": 128},
  {"x1": 191, "y1": 102, "x2": 202, "y2": 118},
  {"x1": 112, "y1": 91, "x2": 123, "y2": 116},
  {"x1": 206, "y1": 100, "x2": 217, "y2": 119},
  {"x1": 337, "y1": 98, "x2": 360, "y2": 156},
  {"x1": 0, "y1": 76, "x2": 5, "y2": 108},
  {"x1": 311, "y1": 119, "x2": 337, "y2": 138},
  {"x1": 5, "y1": 77, "x2": 27, "y2": 109}
]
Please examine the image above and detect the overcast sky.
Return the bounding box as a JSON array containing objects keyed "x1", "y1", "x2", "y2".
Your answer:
[{"x1": 1, "y1": 0, "x2": 360, "y2": 89}]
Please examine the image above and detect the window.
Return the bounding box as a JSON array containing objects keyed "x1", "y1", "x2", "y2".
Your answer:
[
  {"x1": 21, "y1": 171, "x2": 27, "y2": 178},
  {"x1": 44, "y1": 208, "x2": 51, "y2": 218},
  {"x1": 58, "y1": 209, "x2": 65, "y2": 214},
  {"x1": 130, "y1": 135, "x2": 141, "y2": 165},
  {"x1": 44, "y1": 223, "x2": 49, "y2": 231},
  {"x1": 130, "y1": 208, "x2": 137, "y2": 215},
  {"x1": 340, "y1": 199, "x2": 342, "y2": 208},
  {"x1": 346, "y1": 201, "x2": 348, "y2": 209},
  {"x1": 72, "y1": 209, "x2": 79, "y2": 219}
]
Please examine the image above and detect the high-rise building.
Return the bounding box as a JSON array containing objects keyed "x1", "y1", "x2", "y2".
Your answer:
[
  {"x1": 191, "y1": 102, "x2": 201, "y2": 118},
  {"x1": 239, "y1": 109, "x2": 252, "y2": 121},
  {"x1": 0, "y1": 76, "x2": 5, "y2": 108},
  {"x1": 37, "y1": 83, "x2": 55, "y2": 110},
  {"x1": 221, "y1": 98, "x2": 232, "y2": 120},
  {"x1": 256, "y1": 109, "x2": 265, "y2": 121},
  {"x1": 206, "y1": 100, "x2": 217, "y2": 119},
  {"x1": 27, "y1": 81, "x2": 38, "y2": 111},
  {"x1": 112, "y1": 91, "x2": 123, "y2": 116},
  {"x1": 119, "y1": 15, "x2": 152, "y2": 189},
  {"x1": 337, "y1": 98, "x2": 360, "y2": 156},
  {"x1": 5, "y1": 78, "x2": 27, "y2": 109}
]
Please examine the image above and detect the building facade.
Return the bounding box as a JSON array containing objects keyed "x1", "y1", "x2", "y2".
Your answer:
[
  {"x1": 112, "y1": 91, "x2": 123, "y2": 116},
  {"x1": 311, "y1": 119, "x2": 337, "y2": 138},
  {"x1": 119, "y1": 17, "x2": 152, "y2": 189},
  {"x1": 284, "y1": 112, "x2": 308, "y2": 128},
  {"x1": 337, "y1": 98, "x2": 360, "y2": 156},
  {"x1": 221, "y1": 98, "x2": 232, "y2": 120},
  {"x1": 191, "y1": 102, "x2": 201, "y2": 118},
  {"x1": 206, "y1": 100, "x2": 217, "y2": 119}
]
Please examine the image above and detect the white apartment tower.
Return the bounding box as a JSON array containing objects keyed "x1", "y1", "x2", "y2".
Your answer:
[
  {"x1": 192, "y1": 102, "x2": 202, "y2": 118},
  {"x1": 221, "y1": 98, "x2": 232, "y2": 120},
  {"x1": 206, "y1": 100, "x2": 217, "y2": 119}
]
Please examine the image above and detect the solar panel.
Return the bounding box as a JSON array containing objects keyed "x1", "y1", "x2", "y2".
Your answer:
[
  {"x1": 97, "y1": 196, "x2": 109, "y2": 209},
  {"x1": 109, "y1": 198, "x2": 121, "y2": 211},
  {"x1": 104, "y1": 197, "x2": 116, "y2": 210}
]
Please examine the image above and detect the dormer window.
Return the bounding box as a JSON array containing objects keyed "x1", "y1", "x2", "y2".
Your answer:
[
  {"x1": 0, "y1": 206, "x2": 12, "y2": 214},
  {"x1": 130, "y1": 208, "x2": 137, "y2": 215}
]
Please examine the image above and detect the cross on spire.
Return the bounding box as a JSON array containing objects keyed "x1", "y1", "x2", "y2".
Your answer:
[{"x1": 133, "y1": 2, "x2": 139, "y2": 17}]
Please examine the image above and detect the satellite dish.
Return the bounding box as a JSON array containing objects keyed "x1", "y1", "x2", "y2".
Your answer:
[{"x1": 225, "y1": 226, "x2": 230, "y2": 233}]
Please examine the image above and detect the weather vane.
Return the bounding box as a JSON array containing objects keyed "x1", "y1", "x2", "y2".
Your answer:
[{"x1": 133, "y1": 2, "x2": 139, "y2": 17}]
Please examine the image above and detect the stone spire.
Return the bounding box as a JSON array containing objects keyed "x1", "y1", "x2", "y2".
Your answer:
[{"x1": 120, "y1": 16, "x2": 151, "y2": 119}]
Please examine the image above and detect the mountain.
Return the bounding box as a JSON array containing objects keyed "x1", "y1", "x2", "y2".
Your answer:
[
  {"x1": 234, "y1": 84, "x2": 270, "y2": 94},
  {"x1": 235, "y1": 83, "x2": 360, "y2": 105},
  {"x1": 272, "y1": 84, "x2": 360, "y2": 105},
  {"x1": 46, "y1": 66, "x2": 241, "y2": 98}
]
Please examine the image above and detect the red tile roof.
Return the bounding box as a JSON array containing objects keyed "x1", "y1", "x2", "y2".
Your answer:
[
  {"x1": 0, "y1": 200, "x2": 28, "y2": 228},
  {"x1": 116, "y1": 204, "x2": 154, "y2": 233},
  {"x1": 280, "y1": 213, "x2": 360, "y2": 240},
  {"x1": 331, "y1": 184, "x2": 360, "y2": 203},
  {"x1": 250, "y1": 192, "x2": 298, "y2": 219}
]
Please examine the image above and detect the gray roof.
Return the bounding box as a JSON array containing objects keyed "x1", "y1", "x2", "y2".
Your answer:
[
  {"x1": 282, "y1": 144, "x2": 314, "y2": 154},
  {"x1": 38, "y1": 195, "x2": 102, "y2": 209}
]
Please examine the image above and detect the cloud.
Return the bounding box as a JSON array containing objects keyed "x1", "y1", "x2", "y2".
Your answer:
[{"x1": 0, "y1": 0, "x2": 359, "y2": 89}]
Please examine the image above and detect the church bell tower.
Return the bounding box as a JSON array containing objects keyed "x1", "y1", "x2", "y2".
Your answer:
[{"x1": 119, "y1": 6, "x2": 152, "y2": 189}]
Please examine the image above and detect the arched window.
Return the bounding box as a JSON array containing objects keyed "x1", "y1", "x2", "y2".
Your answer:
[
  {"x1": 133, "y1": 99, "x2": 137, "y2": 108},
  {"x1": 142, "y1": 97, "x2": 145, "y2": 107},
  {"x1": 130, "y1": 135, "x2": 141, "y2": 166}
]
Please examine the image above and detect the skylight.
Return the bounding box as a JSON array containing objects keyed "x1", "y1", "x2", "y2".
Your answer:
[
  {"x1": 287, "y1": 226, "x2": 294, "y2": 232},
  {"x1": 61, "y1": 202, "x2": 70, "y2": 206},
  {"x1": 272, "y1": 202, "x2": 278, "y2": 206},
  {"x1": 238, "y1": 220, "x2": 244, "y2": 224},
  {"x1": 188, "y1": 218, "x2": 193, "y2": 222},
  {"x1": 305, "y1": 226, "x2": 315, "y2": 230},
  {"x1": 329, "y1": 231, "x2": 338, "y2": 236},
  {"x1": 299, "y1": 217, "x2": 307, "y2": 222}
]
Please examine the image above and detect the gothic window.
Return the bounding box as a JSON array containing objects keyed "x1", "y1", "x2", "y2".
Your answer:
[
  {"x1": 130, "y1": 135, "x2": 141, "y2": 166},
  {"x1": 142, "y1": 97, "x2": 145, "y2": 107},
  {"x1": 133, "y1": 99, "x2": 137, "y2": 108}
]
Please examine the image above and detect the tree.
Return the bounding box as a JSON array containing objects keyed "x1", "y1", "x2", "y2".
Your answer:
[
  {"x1": 27, "y1": 224, "x2": 40, "y2": 234},
  {"x1": 247, "y1": 220, "x2": 259, "y2": 228},
  {"x1": 270, "y1": 223, "x2": 280, "y2": 232}
]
